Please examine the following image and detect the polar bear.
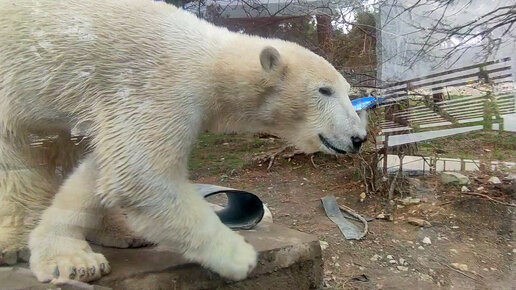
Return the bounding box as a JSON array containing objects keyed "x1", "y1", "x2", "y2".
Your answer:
[{"x1": 0, "y1": 0, "x2": 367, "y2": 284}]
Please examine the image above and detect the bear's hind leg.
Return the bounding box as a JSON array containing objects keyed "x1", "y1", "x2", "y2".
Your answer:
[
  {"x1": 85, "y1": 207, "x2": 152, "y2": 249},
  {"x1": 29, "y1": 156, "x2": 110, "y2": 283},
  {"x1": 0, "y1": 130, "x2": 57, "y2": 266}
]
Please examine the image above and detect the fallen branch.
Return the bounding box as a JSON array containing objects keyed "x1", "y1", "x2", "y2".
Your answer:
[
  {"x1": 310, "y1": 155, "x2": 318, "y2": 169},
  {"x1": 360, "y1": 162, "x2": 370, "y2": 195},
  {"x1": 442, "y1": 263, "x2": 480, "y2": 281},
  {"x1": 462, "y1": 192, "x2": 516, "y2": 207},
  {"x1": 338, "y1": 204, "x2": 368, "y2": 239},
  {"x1": 267, "y1": 155, "x2": 275, "y2": 170},
  {"x1": 251, "y1": 145, "x2": 289, "y2": 170},
  {"x1": 267, "y1": 145, "x2": 290, "y2": 170},
  {"x1": 255, "y1": 146, "x2": 310, "y2": 170},
  {"x1": 388, "y1": 170, "x2": 400, "y2": 201},
  {"x1": 282, "y1": 149, "x2": 304, "y2": 159}
]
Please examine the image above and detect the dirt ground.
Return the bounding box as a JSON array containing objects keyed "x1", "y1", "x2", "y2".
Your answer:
[{"x1": 190, "y1": 133, "x2": 515, "y2": 290}]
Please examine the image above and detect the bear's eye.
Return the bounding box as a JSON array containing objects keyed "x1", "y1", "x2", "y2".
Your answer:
[{"x1": 318, "y1": 87, "x2": 333, "y2": 96}]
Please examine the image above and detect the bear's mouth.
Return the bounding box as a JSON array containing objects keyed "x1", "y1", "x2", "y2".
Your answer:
[{"x1": 318, "y1": 134, "x2": 347, "y2": 154}]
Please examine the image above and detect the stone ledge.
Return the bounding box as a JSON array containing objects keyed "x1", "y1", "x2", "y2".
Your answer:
[{"x1": 1, "y1": 224, "x2": 323, "y2": 290}]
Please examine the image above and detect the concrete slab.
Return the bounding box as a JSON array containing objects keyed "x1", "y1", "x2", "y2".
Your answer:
[{"x1": 0, "y1": 224, "x2": 322, "y2": 290}]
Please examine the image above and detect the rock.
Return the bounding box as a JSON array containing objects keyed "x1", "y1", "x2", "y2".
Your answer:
[
  {"x1": 418, "y1": 273, "x2": 433, "y2": 282},
  {"x1": 370, "y1": 254, "x2": 382, "y2": 261},
  {"x1": 320, "y1": 240, "x2": 329, "y2": 250},
  {"x1": 400, "y1": 197, "x2": 421, "y2": 205},
  {"x1": 406, "y1": 180, "x2": 425, "y2": 195},
  {"x1": 477, "y1": 186, "x2": 485, "y2": 191},
  {"x1": 418, "y1": 246, "x2": 425, "y2": 250},
  {"x1": 376, "y1": 213, "x2": 392, "y2": 220},
  {"x1": 488, "y1": 176, "x2": 502, "y2": 184},
  {"x1": 359, "y1": 192, "x2": 366, "y2": 202},
  {"x1": 397, "y1": 266, "x2": 409, "y2": 271},
  {"x1": 407, "y1": 177, "x2": 423, "y2": 188},
  {"x1": 496, "y1": 183, "x2": 516, "y2": 197},
  {"x1": 450, "y1": 249, "x2": 458, "y2": 253},
  {"x1": 461, "y1": 186, "x2": 470, "y2": 193},
  {"x1": 503, "y1": 174, "x2": 516, "y2": 181},
  {"x1": 422, "y1": 237, "x2": 432, "y2": 245},
  {"x1": 406, "y1": 177, "x2": 434, "y2": 198},
  {"x1": 511, "y1": 183, "x2": 516, "y2": 199},
  {"x1": 451, "y1": 263, "x2": 468, "y2": 271},
  {"x1": 407, "y1": 217, "x2": 432, "y2": 227},
  {"x1": 440, "y1": 172, "x2": 470, "y2": 185},
  {"x1": 0, "y1": 224, "x2": 324, "y2": 290},
  {"x1": 399, "y1": 258, "x2": 407, "y2": 266},
  {"x1": 386, "y1": 255, "x2": 393, "y2": 260},
  {"x1": 389, "y1": 260, "x2": 397, "y2": 264}
]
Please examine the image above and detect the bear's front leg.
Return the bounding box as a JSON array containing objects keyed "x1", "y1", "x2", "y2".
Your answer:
[
  {"x1": 29, "y1": 157, "x2": 110, "y2": 284},
  {"x1": 125, "y1": 181, "x2": 258, "y2": 281},
  {"x1": 89, "y1": 101, "x2": 256, "y2": 280}
]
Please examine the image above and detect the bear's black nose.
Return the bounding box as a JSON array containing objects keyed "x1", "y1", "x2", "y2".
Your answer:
[{"x1": 351, "y1": 136, "x2": 365, "y2": 150}]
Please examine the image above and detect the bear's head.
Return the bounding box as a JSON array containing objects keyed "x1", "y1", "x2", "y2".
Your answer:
[{"x1": 252, "y1": 45, "x2": 367, "y2": 154}]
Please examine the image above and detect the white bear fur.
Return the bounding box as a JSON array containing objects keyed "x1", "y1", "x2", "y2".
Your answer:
[{"x1": 0, "y1": 0, "x2": 366, "y2": 284}]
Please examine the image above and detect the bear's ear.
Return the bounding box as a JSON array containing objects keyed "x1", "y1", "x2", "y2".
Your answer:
[{"x1": 260, "y1": 46, "x2": 281, "y2": 72}]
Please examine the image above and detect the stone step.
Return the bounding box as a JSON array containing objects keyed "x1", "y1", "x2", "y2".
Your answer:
[{"x1": 1, "y1": 224, "x2": 322, "y2": 290}]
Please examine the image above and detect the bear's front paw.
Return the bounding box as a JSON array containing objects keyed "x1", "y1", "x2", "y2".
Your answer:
[
  {"x1": 31, "y1": 248, "x2": 110, "y2": 284},
  {"x1": 196, "y1": 233, "x2": 257, "y2": 281},
  {"x1": 29, "y1": 227, "x2": 110, "y2": 284}
]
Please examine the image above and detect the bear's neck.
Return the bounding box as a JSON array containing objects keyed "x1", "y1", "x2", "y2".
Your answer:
[{"x1": 200, "y1": 37, "x2": 276, "y2": 135}]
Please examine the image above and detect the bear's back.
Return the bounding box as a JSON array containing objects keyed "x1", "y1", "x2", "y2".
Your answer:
[{"x1": 0, "y1": 0, "x2": 230, "y2": 122}]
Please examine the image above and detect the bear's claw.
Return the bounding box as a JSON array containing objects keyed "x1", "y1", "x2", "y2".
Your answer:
[{"x1": 32, "y1": 250, "x2": 110, "y2": 284}]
